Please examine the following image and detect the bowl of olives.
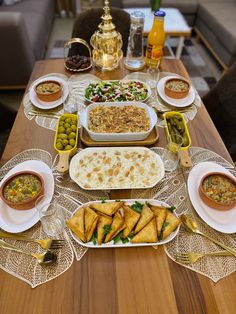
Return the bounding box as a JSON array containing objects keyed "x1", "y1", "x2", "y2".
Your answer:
[{"x1": 54, "y1": 114, "x2": 79, "y2": 173}]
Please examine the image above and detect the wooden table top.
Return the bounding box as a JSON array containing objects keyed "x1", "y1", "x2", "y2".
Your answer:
[{"x1": 0, "y1": 58, "x2": 235, "y2": 314}]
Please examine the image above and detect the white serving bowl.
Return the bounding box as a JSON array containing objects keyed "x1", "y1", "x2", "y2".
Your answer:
[{"x1": 79, "y1": 102, "x2": 157, "y2": 142}]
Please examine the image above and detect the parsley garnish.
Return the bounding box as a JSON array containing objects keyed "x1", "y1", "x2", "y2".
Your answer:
[
  {"x1": 91, "y1": 231, "x2": 97, "y2": 245},
  {"x1": 122, "y1": 237, "x2": 129, "y2": 244},
  {"x1": 113, "y1": 232, "x2": 122, "y2": 244},
  {"x1": 168, "y1": 206, "x2": 176, "y2": 212},
  {"x1": 103, "y1": 224, "x2": 112, "y2": 236},
  {"x1": 128, "y1": 231, "x2": 135, "y2": 239},
  {"x1": 131, "y1": 201, "x2": 143, "y2": 213},
  {"x1": 162, "y1": 222, "x2": 169, "y2": 230},
  {"x1": 100, "y1": 197, "x2": 107, "y2": 203}
]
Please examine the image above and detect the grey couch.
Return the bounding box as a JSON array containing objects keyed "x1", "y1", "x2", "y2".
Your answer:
[
  {"x1": 121, "y1": 0, "x2": 236, "y2": 69},
  {"x1": 0, "y1": 0, "x2": 54, "y2": 88}
]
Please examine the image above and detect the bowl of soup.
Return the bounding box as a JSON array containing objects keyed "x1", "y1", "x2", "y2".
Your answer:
[
  {"x1": 0, "y1": 171, "x2": 44, "y2": 210},
  {"x1": 199, "y1": 172, "x2": 236, "y2": 210},
  {"x1": 164, "y1": 78, "x2": 190, "y2": 99},
  {"x1": 35, "y1": 80, "x2": 62, "y2": 102}
]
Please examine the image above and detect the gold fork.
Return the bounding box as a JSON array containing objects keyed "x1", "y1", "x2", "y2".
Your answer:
[
  {"x1": 0, "y1": 232, "x2": 64, "y2": 250},
  {"x1": 174, "y1": 251, "x2": 232, "y2": 264}
]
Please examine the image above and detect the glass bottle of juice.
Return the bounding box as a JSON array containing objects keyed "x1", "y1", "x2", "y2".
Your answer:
[{"x1": 146, "y1": 10, "x2": 166, "y2": 68}]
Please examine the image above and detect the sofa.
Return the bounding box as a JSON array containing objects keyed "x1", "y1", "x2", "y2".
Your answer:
[
  {"x1": 120, "y1": 0, "x2": 236, "y2": 70},
  {"x1": 0, "y1": 0, "x2": 55, "y2": 88}
]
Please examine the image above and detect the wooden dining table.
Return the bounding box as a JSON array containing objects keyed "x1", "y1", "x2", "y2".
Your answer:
[{"x1": 0, "y1": 58, "x2": 235, "y2": 314}]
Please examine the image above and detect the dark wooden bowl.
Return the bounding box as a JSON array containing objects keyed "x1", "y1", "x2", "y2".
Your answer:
[
  {"x1": 0, "y1": 171, "x2": 44, "y2": 210},
  {"x1": 198, "y1": 172, "x2": 236, "y2": 210}
]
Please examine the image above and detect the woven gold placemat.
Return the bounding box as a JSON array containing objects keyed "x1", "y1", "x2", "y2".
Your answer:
[
  {"x1": 131, "y1": 147, "x2": 236, "y2": 283},
  {"x1": 22, "y1": 72, "x2": 201, "y2": 130},
  {"x1": 0, "y1": 149, "x2": 109, "y2": 288}
]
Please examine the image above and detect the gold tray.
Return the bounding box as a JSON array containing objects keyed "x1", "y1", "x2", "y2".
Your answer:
[{"x1": 80, "y1": 127, "x2": 159, "y2": 147}]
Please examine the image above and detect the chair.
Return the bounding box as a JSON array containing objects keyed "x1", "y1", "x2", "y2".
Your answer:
[
  {"x1": 71, "y1": 7, "x2": 131, "y2": 57},
  {"x1": 203, "y1": 62, "x2": 236, "y2": 161}
]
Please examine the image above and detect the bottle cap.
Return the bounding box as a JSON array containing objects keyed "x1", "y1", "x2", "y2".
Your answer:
[{"x1": 154, "y1": 10, "x2": 166, "y2": 17}]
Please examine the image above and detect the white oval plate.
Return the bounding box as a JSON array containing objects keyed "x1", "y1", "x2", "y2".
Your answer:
[
  {"x1": 29, "y1": 76, "x2": 69, "y2": 110},
  {"x1": 157, "y1": 75, "x2": 195, "y2": 107},
  {"x1": 69, "y1": 147, "x2": 164, "y2": 190},
  {"x1": 69, "y1": 199, "x2": 180, "y2": 248},
  {"x1": 84, "y1": 79, "x2": 151, "y2": 103},
  {"x1": 0, "y1": 160, "x2": 54, "y2": 233},
  {"x1": 187, "y1": 161, "x2": 236, "y2": 234}
]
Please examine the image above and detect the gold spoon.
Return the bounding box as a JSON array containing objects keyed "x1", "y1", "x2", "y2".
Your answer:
[
  {"x1": 180, "y1": 215, "x2": 236, "y2": 257},
  {"x1": 0, "y1": 239, "x2": 57, "y2": 266}
]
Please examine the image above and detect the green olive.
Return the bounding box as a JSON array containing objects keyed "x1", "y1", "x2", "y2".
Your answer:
[
  {"x1": 65, "y1": 145, "x2": 72, "y2": 150},
  {"x1": 58, "y1": 126, "x2": 65, "y2": 134},
  {"x1": 65, "y1": 118, "x2": 71, "y2": 124},
  {"x1": 68, "y1": 132, "x2": 76, "y2": 139},
  {"x1": 64, "y1": 122, "x2": 70, "y2": 129},
  {"x1": 59, "y1": 133, "x2": 67, "y2": 140},
  {"x1": 56, "y1": 142, "x2": 63, "y2": 150},
  {"x1": 59, "y1": 121, "x2": 64, "y2": 126},
  {"x1": 71, "y1": 125, "x2": 77, "y2": 132},
  {"x1": 71, "y1": 120, "x2": 77, "y2": 125},
  {"x1": 62, "y1": 139, "x2": 69, "y2": 146},
  {"x1": 69, "y1": 139, "x2": 76, "y2": 146},
  {"x1": 66, "y1": 127, "x2": 72, "y2": 135},
  {"x1": 60, "y1": 116, "x2": 66, "y2": 121}
]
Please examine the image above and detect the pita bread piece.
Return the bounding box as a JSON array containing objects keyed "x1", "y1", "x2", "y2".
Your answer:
[
  {"x1": 131, "y1": 218, "x2": 157, "y2": 243},
  {"x1": 66, "y1": 207, "x2": 86, "y2": 242},
  {"x1": 105, "y1": 211, "x2": 125, "y2": 243},
  {"x1": 97, "y1": 213, "x2": 113, "y2": 245},
  {"x1": 85, "y1": 207, "x2": 98, "y2": 242},
  {"x1": 151, "y1": 205, "x2": 167, "y2": 237},
  {"x1": 134, "y1": 203, "x2": 154, "y2": 234},
  {"x1": 122, "y1": 205, "x2": 140, "y2": 238},
  {"x1": 162, "y1": 211, "x2": 181, "y2": 240},
  {"x1": 91, "y1": 201, "x2": 123, "y2": 216}
]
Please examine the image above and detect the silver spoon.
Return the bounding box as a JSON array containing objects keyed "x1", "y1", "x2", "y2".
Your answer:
[
  {"x1": 0, "y1": 239, "x2": 57, "y2": 266},
  {"x1": 180, "y1": 215, "x2": 236, "y2": 257}
]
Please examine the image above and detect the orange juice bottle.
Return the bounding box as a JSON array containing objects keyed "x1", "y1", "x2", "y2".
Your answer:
[{"x1": 146, "y1": 10, "x2": 166, "y2": 68}]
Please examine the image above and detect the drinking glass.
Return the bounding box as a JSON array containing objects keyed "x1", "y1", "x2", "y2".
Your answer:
[
  {"x1": 35, "y1": 195, "x2": 65, "y2": 237},
  {"x1": 162, "y1": 134, "x2": 183, "y2": 171}
]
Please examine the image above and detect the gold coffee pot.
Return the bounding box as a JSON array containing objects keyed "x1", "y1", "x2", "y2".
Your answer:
[{"x1": 90, "y1": 0, "x2": 123, "y2": 71}]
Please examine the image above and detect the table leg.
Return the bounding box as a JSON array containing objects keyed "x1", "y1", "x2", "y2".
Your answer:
[{"x1": 176, "y1": 36, "x2": 184, "y2": 59}]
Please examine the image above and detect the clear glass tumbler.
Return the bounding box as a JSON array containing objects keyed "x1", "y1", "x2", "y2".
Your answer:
[
  {"x1": 162, "y1": 134, "x2": 183, "y2": 172},
  {"x1": 35, "y1": 195, "x2": 65, "y2": 237}
]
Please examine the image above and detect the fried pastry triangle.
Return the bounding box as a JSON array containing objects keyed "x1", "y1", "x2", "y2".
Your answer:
[
  {"x1": 66, "y1": 207, "x2": 86, "y2": 242},
  {"x1": 105, "y1": 211, "x2": 125, "y2": 243},
  {"x1": 151, "y1": 205, "x2": 167, "y2": 237},
  {"x1": 131, "y1": 218, "x2": 157, "y2": 243},
  {"x1": 134, "y1": 203, "x2": 154, "y2": 234},
  {"x1": 97, "y1": 213, "x2": 113, "y2": 245},
  {"x1": 162, "y1": 211, "x2": 180, "y2": 240},
  {"x1": 91, "y1": 201, "x2": 123, "y2": 216},
  {"x1": 122, "y1": 205, "x2": 140, "y2": 238},
  {"x1": 85, "y1": 207, "x2": 98, "y2": 242}
]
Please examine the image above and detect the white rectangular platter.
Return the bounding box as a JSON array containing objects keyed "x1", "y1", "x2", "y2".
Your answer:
[
  {"x1": 69, "y1": 147, "x2": 164, "y2": 190},
  {"x1": 68, "y1": 199, "x2": 180, "y2": 248}
]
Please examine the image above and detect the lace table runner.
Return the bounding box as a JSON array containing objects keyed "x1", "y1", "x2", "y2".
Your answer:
[
  {"x1": 131, "y1": 147, "x2": 236, "y2": 283},
  {"x1": 23, "y1": 72, "x2": 201, "y2": 130},
  {"x1": 0, "y1": 149, "x2": 109, "y2": 288}
]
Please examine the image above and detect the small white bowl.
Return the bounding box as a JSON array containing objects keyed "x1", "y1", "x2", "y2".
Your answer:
[{"x1": 79, "y1": 102, "x2": 157, "y2": 142}]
